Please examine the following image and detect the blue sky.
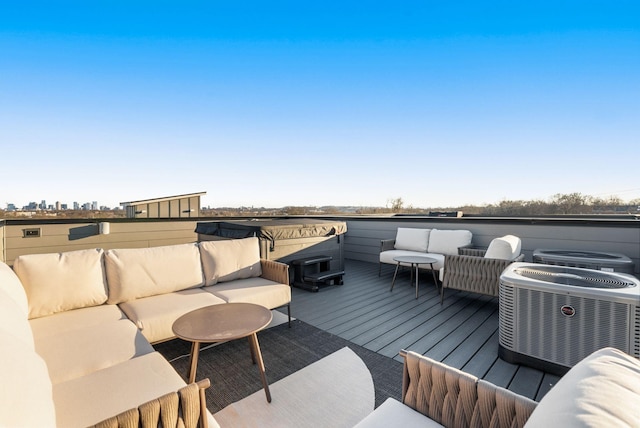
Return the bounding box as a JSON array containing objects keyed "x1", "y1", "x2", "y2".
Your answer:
[{"x1": 2, "y1": 1, "x2": 639, "y2": 209}]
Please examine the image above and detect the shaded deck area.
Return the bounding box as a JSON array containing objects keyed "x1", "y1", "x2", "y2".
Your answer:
[{"x1": 288, "y1": 259, "x2": 561, "y2": 401}]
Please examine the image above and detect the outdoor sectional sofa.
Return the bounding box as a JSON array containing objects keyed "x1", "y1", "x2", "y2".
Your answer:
[{"x1": 0, "y1": 237, "x2": 290, "y2": 427}]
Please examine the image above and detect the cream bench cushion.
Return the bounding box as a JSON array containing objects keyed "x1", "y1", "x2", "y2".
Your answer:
[
  {"x1": 53, "y1": 351, "x2": 187, "y2": 428},
  {"x1": 354, "y1": 397, "x2": 445, "y2": 427},
  {"x1": 34, "y1": 318, "x2": 154, "y2": 384},
  {"x1": 13, "y1": 248, "x2": 108, "y2": 319},
  {"x1": 118, "y1": 288, "x2": 227, "y2": 343},
  {"x1": 29, "y1": 304, "x2": 127, "y2": 338},
  {"x1": 204, "y1": 277, "x2": 291, "y2": 310},
  {"x1": 379, "y1": 250, "x2": 445, "y2": 271}
]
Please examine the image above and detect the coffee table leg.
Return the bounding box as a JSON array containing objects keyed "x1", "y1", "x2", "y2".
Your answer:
[
  {"x1": 248, "y1": 336, "x2": 256, "y2": 364},
  {"x1": 188, "y1": 341, "x2": 200, "y2": 384},
  {"x1": 249, "y1": 333, "x2": 271, "y2": 403}
]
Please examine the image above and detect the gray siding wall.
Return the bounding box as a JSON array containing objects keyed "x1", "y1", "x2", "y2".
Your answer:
[
  {"x1": 2, "y1": 220, "x2": 199, "y2": 265},
  {"x1": 2, "y1": 217, "x2": 638, "y2": 276}
]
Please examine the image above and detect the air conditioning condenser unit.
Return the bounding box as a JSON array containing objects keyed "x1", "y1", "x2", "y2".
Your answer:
[{"x1": 499, "y1": 262, "x2": 640, "y2": 375}]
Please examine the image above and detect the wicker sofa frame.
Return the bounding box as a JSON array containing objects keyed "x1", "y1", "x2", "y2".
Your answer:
[
  {"x1": 93, "y1": 380, "x2": 211, "y2": 428},
  {"x1": 400, "y1": 350, "x2": 537, "y2": 428}
]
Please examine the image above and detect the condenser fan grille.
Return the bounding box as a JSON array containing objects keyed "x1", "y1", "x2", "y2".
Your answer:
[{"x1": 514, "y1": 266, "x2": 635, "y2": 289}]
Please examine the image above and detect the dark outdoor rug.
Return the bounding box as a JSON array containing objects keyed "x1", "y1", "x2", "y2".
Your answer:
[{"x1": 153, "y1": 319, "x2": 403, "y2": 413}]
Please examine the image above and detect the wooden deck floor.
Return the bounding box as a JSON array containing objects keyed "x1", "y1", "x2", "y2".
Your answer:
[{"x1": 288, "y1": 259, "x2": 561, "y2": 401}]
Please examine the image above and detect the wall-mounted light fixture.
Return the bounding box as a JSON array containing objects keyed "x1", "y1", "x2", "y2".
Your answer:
[{"x1": 98, "y1": 222, "x2": 110, "y2": 235}]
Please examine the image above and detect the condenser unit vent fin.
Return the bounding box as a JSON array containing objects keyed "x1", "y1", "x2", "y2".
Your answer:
[{"x1": 514, "y1": 267, "x2": 635, "y2": 289}]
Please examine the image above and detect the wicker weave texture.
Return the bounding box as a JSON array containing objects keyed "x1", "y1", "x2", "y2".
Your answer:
[
  {"x1": 260, "y1": 259, "x2": 290, "y2": 284},
  {"x1": 402, "y1": 352, "x2": 536, "y2": 428},
  {"x1": 442, "y1": 254, "x2": 524, "y2": 297},
  {"x1": 92, "y1": 380, "x2": 210, "y2": 428}
]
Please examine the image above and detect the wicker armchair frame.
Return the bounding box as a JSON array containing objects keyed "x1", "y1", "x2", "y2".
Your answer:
[{"x1": 440, "y1": 247, "x2": 525, "y2": 304}]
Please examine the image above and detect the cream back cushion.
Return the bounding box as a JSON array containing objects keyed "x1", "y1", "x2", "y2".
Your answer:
[
  {"x1": 427, "y1": 229, "x2": 472, "y2": 256},
  {"x1": 0, "y1": 261, "x2": 29, "y2": 315},
  {"x1": 200, "y1": 237, "x2": 262, "y2": 285},
  {"x1": 105, "y1": 243, "x2": 204, "y2": 304},
  {"x1": 0, "y1": 287, "x2": 35, "y2": 350},
  {"x1": 484, "y1": 235, "x2": 522, "y2": 260},
  {"x1": 524, "y1": 347, "x2": 640, "y2": 428},
  {"x1": 394, "y1": 228, "x2": 430, "y2": 252},
  {"x1": 0, "y1": 330, "x2": 56, "y2": 428},
  {"x1": 13, "y1": 249, "x2": 108, "y2": 319}
]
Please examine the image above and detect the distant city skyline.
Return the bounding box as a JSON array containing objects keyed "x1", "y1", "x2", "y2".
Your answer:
[{"x1": 2, "y1": 2, "x2": 639, "y2": 209}]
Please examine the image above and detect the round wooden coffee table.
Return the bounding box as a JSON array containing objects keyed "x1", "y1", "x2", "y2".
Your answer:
[
  {"x1": 172, "y1": 303, "x2": 273, "y2": 402},
  {"x1": 390, "y1": 255, "x2": 439, "y2": 299}
]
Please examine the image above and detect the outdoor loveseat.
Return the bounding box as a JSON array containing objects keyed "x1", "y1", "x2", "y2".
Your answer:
[
  {"x1": 379, "y1": 228, "x2": 473, "y2": 276},
  {"x1": 0, "y1": 237, "x2": 290, "y2": 427}
]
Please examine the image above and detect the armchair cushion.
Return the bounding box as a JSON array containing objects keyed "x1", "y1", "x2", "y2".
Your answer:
[
  {"x1": 524, "y1": 347, "x2": 640, "y2": 428},
  {"x1": 394, "y1": 228, "x2": 430, "y2": 252},
  {"x1": 484, "y1": 235, "x2": 522, "y2": 260},
  {"x1": 427, "y1": 230, "x2": 472, "y2": 256}
]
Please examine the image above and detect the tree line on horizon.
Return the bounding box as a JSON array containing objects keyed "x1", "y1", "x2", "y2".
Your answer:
[{"x1": 2, "y1": 193, "x2": 638, "y2": 218}]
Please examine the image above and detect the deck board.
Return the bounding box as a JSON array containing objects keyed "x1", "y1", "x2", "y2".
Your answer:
[{"x1": 289, "y1": 259, "x2": 559, "y2": 401}]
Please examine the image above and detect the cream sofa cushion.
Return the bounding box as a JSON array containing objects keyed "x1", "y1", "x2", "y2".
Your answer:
[
  {"x1": 105, "y1": 243, "x2": 204, "y2": 304},
  {"x1": 484, "y1": 235, "x2": 522, "y2": 260},
  {"x1": 118, "y1": 288, "x2": 226, "y2": 343},
  {"x1": 13, "y1": 248, "x2": 108, "y2": 319},
  {"x1": 30, "y1": 304, "x2": 127, "y2": 339},
  {"x1": 0, "y1": 329, "x2": 56, "y2": 428},
  {"x1": 35, "y1": 319, "x2": 154, "y2": 384},
  {"x1": 379, "y1": 250, "x2": 445, "y2": 271},
  {"x1": 200, "y1": 237, "x2": 262, "y2": 285},
  {"x1": 204, "y1": 277, "x2": 291, "y2": 309},
  {"x1": 354, "y1": 397, "x2": 444, "y2": 427},
  {"x1": 427, "y1": 229, "x2": 472, "y2": 256},
  {"x1": 0, "y1": 286, "x2": 35, "y2": 349},
  {"x1": 0, "y1": 261, "x2": 29, "y2": 314},
  {"x1": 394, "y1": 228, "x2": 430, "y2": 252},
  {"x1": 53, "y1": 352, "x2": 187, "y2": 428},
  {"x1": 524, "y1": 347, "x2": 640, "y2": 428}
]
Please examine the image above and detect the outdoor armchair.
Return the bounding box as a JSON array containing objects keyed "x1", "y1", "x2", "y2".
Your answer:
[{"x1": 440, "y1": 235, "x2": 524, "y2": 303}]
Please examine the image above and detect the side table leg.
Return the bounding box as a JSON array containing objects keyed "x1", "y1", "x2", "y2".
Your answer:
[
  {"x1": 249, "y1": 333, "x2": 271, "y2": 403},
  {"x1": 188, "y1": 341, "x2": 200, "y2": 384},
  {"x1": 390, "y1": 262, "x2": 401, "y2": 292},
  {"x1": 430, "y1": 263, "x2": 439, "y2": 290}
]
